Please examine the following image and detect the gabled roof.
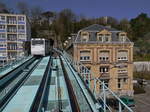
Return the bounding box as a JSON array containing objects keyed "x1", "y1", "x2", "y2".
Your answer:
[{"x1": 81, "y1": 24, "x2": 118, "y2": 32}]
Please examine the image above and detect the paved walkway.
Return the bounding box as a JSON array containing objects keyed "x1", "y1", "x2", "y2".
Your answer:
[{"x1": 134, "y1": 81, "x2": 150, "y2": 112}]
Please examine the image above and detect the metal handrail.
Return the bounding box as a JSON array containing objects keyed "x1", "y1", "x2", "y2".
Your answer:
[{"x1": 54, "y1": 48, "x2": 133, "y2": 112}]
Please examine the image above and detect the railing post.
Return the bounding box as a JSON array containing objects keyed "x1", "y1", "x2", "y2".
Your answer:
[
  {"x1": 119, "y1": 102, "x2": 122, "y2": 112},
  {"x1": 94, "y1": 79, "x2": 96, "y2": 97},
  {"x1": 103, "y1": 81, "x2": 106, "y2": 112},
  {"x1": 88, "y1": 73, "x2": 90, "y2": 89}
]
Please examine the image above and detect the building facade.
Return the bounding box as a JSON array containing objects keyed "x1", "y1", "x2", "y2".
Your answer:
[
  {"x1": 73, "y1": 24, "x2": 134, "y2": 96},
  {"x1": 0, "y1": 14, "x2": 31, "y2": 67}
]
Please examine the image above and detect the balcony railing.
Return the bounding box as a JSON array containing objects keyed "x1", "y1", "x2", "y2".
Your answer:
[
  {"x1": 18, "y1": 30, "x2": 25, "y2": 33},
  {"x1": 18, "y1": 21, "x2": 25, "y2": 24},
  {"x1": 99, "y1": 73, "x2": 110, "y2": 79},
  {"x1": 118, "y1": 73, "x2": 128, "y2": 78},
  {"x1": 80, "y1": 60, "x2": 92, "y2": 64},
  {"x1": 99, "y1": 60, "x2": 110, "y2": 64},
  {"x1": 7, "y1": 29, "x2": 17, "y2": 33},
  {"x1": 7, "y1": 21, "x2": 17, "y2": 24}
]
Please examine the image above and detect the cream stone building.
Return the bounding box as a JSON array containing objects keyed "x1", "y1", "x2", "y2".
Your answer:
[{"x1": 73, "y1": 24, "x2": 134, "y2": 96}]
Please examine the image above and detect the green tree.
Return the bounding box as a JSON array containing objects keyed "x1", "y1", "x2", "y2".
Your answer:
[{"x1": 130, "y1": 13, "x2": 150, "y2": 40}]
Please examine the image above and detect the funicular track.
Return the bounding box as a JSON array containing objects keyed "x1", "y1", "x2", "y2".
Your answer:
[
  {"x1": 0, "y1": 57, "x2": 42, "y2": 111},
  {"x1": 56, "y1": 51, "x2": 98, "y2": 112},
  {"x1": 59, "y1": 55, "x2": 81, "y2": 112},
  {"x1": 30, "y1": 56, "x2": 52, "y2": 112}
]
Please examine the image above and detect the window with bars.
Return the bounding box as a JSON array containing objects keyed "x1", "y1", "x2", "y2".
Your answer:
[{"x1": 18, "y1": 34, "x2": 25, "y2": 39}]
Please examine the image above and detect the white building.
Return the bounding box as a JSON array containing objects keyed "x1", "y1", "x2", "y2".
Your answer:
[{"x1": 0, "y1": 13, "x2": 31, "y2": 67}]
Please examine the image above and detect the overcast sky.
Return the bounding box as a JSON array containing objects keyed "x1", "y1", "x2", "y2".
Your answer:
[{"x1": 2, "y1": 0, "x2": 150, "y2": 19}]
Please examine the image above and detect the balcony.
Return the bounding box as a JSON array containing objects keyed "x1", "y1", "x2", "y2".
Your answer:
[
  {"x1": 0, "y1": 29, "x2": 6, "y2": 32},
  {"x1": 80, "y1": 60, "x2": 92, "y2": 64},
  {"x1": 118, "y1": 73, "x2": 128, "y2": 78},
  {"x1": 7, "y1": 29, "x2": 17, "y2": 33},
  {"x1": 99, "y1": 73, "x2": 110, "y2": 79},
  {"x1": 0, "y1": 21, "x2": 6, "y2": 24},
  {"x1": 0, "y1": 48, "x2": 6, "y2": 50},
  {"x1": 18, "y1": 30, "x2": 25, "y2": 33},
  {"x1": 18, "y1": 21, "x2": 25, "y2": 24},
  {"x1": 99, "y1": 60, "x2": 110, "y2": 64},
  {"x1": 7, "y1": 20, "x2": 17, "y2": 25}
]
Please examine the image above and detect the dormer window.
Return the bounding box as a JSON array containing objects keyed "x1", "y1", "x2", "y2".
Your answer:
[
  {"x1": 119, "y1": 32, "x2": 127, "y2": 42},
  {"x1": 97, "y1": 34, "x2": 103, "y2": 41},
  {"x1": 97, "y1": 29, "x2": 111, "y2": 42},
  {"x1": 81, "y1": 32, "x2": 89, "y2": 42}
]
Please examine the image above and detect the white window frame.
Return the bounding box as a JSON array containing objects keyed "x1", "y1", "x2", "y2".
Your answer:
[
  {"x1": 100, "y1": 66, "x2": 109, "y2": 73},
  {"x1": 0, "y1": 16, "x2": 5, "y2": 21}
]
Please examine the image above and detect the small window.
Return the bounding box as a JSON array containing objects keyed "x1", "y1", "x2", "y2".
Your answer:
[
  {"x1": 0, "y1": 33, "x2": 5, "y2": 38},
  {"x1": 118, "y1": 79, "x2": 121, "y2": 88},
  {"x1": 98, "y1": 34, "x2": 103, "y2": 41},
  {"x1": 123, "y1": 78, "x2": 127, "y2": 83},
  {"x1": 18, "y1": 25, "x2": 25, "y2": 30},
  {"x1": 100, "y1": 66, "x2": 109, "y2": 73},
  {"x1": 18, "y1": 34, "x2": 25, "y2": 39},
  {"x1": 18, "y1": 16, "x2": 25, "y2": 21},
  {"x1": 0, "y1": 25, "x2": 5, "y2": 29},
  {"x1": 0, "y1": 16, "x2": 5, "y2": 20},
  {"x1": 105, "y1": 37, "x2": 109, "y2": 41},
  {"x1": 82, "y1": 33, "x2": 88, "y2": 42}
]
